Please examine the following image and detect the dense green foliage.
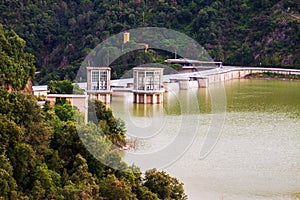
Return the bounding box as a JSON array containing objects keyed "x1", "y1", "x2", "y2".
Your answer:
[
  {"x1": 144, "y1": 169, "x2": 187, "y2": 200},
  {"x1": 48, "y1": 80, "x2": 74, "y2": 94},
  {"x1": 0, "y1": 87, "x2": 187, "y2": 199},
  {"x1": 48, "y1": 80, "x2": 84, "y2": 94},
  {"x1": 0, "y1": 0, "x2": 299, "y2": 84},
  {"x1": 0, "y1": 27, "x2": 187, "y2": 200},
  {"x1": 88, "y1": 100, "x2": 126, "y2": 146},
  {"x1": 0, "y1": 24, "x2": 35, "y2": 90}
]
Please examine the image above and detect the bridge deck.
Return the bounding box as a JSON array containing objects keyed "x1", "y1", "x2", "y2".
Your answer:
[{"x1": 78, "y1": 67, "x2": 300, "y2": 92}]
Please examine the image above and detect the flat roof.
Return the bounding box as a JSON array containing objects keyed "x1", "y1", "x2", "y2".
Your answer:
[
  {"x1": 165, "y1": 58, "x2": 222, "y2": 64},
  {"x1": 46, "y1": 94, "x2": 88, "y2": 98},
  {"x1": 32, "y1": 85, "x2": 48, "y2": 91},
  {"x1": 182, "y1": 66, "x2": 218, "y2": 69},
  {"x1": 133, "y1": 67, "x2": 163, "y2": 71},
  {"x1": 87, "y1": 67, "x2": 111, "y2": 70}
]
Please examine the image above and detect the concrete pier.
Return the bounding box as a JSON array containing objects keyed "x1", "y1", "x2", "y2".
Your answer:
[
  {"x1": 94, "y1": 92, "x2": 111, "y2": 104},
  {"x1": 197, "y1": 77, "x2": 209, "y2": 88},
  {"x1": 178, "y1": 79, "x2": 190, "y2": 90},
  {"x1": 133, "y1": 91, "x2": 163, "y2": 104},
  {"x1": 163, "y1": 81, "x2": 170, "y2": 92}
]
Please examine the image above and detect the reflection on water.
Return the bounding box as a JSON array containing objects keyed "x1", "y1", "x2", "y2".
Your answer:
[{"x1": 111, "y1": 79, "x2": 300, "y2": 200}]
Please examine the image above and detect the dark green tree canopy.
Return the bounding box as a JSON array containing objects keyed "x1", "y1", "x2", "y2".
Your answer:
[
  {"x1": 0, "y1": 24, "x2": 35, "y2": 91},
  {"x1": 144, "y1": 169, "x2": 187, "y2": 200},
  {"x1": 48, "y1": 80, "x2": 73, "y2": 94},
  {"x1": 0, "y1": 86, "x2": 187, "y2": 199},
  {"x1": 0, "y1": 21, "x2": 189, "y2": 200},
  {"x1": 0, "y1": 0, "x2": 299, "y2": 84}
]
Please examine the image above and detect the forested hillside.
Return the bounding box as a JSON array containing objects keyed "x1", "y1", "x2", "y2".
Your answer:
[
  {"x1": 0, "y1": 25, "x2": 187, "y2": 199},
  {"x1": 0, "y1": 0, "x2": 299, "y2": 84}
]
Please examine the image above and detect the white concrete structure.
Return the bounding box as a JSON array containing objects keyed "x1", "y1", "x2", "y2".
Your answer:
[
  {"x1": 86, "y1": 67, "x2": 111, "y2": 104},
  {"x1": 165, "y1": 58, "x2": 222, "y2": 72},
  {"x1": 132, "y1": 67, "x2": 165, "y2": 104},
  {"x1": 46, "y1": 94, "x2": 88, "y2": 114},
  {"x1": 32, "y1": 85, "x2": 49, "y2": 96}
]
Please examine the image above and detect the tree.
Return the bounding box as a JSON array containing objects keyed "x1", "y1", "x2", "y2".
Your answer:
[
  {"x1": 55, "y1": 101, "x2": 74, "y2": 122},
  {"x1": 62, "y1": 154, "x2": 100, "y2": 199},
  {"x1": 99, "y1": 174, "x2": 137, "y2": 200},
  {"x1": 25, "y1": 121, "x2": 53, "y2": 161},
  {"x1": 88, "y1": 100, "x2": 126, "y2": 146},
  {"x1": 73, "y1": 83, "x2": 85, "y2": 94},
  {"x1": 76, "y1": 122, "x2": 127, "y2": 172},
  {"x1": 0, "y1": 114, "x2": 23, "y2": 152},
  {"x1": 0, "y1": 88, "x2": 43, "y2": 127},
  {"x1": 10, "y1": 143, "x2": 37, "y2": 191},
  {"x1": 0, "y1": 153, "x2": 17, "y2": 199},
  {"x1": 48, "y1": 80, "x2": 74, "y2": 94},
  {"x1": 32, "y1": 163, "x2": 62, "y2": 198},
  {"x1": 144, "y1": 169, "x2": 187, "y2": 200},
  {"x1": 135, "y1": 186, "x2": 159, "y2": 200},
  {"x1": 0, "y1": 24, "x2": 35, "y2": 91}
]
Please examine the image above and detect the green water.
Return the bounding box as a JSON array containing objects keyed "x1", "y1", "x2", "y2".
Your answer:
[{"x1": 111, "y1": 79, "x2": 300, "y2": 200}]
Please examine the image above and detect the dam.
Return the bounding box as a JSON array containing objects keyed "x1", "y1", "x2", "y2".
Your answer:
[{"x1": 109, "y1": 66, "x2": 300, "y2": 91}]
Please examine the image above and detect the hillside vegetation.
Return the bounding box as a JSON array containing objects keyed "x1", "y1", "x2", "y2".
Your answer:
[
  {"x1": 0, "y1": 25, "x2": 187, "y2": 200},
  {"x1": 0, "y1": 0, "x2": 299, "y2": 83}
]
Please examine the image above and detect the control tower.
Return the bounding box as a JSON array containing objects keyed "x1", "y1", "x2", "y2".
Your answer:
[{"x1": 132, "y1": 67, "x2": 164, "y2": 104}]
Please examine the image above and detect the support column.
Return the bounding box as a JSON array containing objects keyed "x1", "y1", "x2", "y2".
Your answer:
[
  {"x1": 179, "y1": 80, "x2": 189, "y2": 90},
  {"x1": 84, "y1": 95, "x2": 88, "y2": 124},
  {"x1": 163, "y1": 82, "x2": 169, "y2": 92},
  {"x1": 197, "y1": 77, "x2": 209, "y2": 88},
  {"x1": 152, "y1": 94, "x2": 156, "y2": 104},
  {"x1": 159, "y1": 93, "x2": 163, "y2": 103},
  {"x1": 106, "y1": 93, "x2": 110, "y2": 104}
]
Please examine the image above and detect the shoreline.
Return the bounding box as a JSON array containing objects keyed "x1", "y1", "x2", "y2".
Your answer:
[
  {"x1": 244, "y1": 76, "x2": 300, "y2": 81},
  {"x1": 244, "y1": 72, "x2": 300, "y2": 81}
]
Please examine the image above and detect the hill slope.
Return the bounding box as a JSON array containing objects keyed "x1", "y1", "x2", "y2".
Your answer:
[{"x1": 0, "y1": 0, "x2": 299, "y2": 83}]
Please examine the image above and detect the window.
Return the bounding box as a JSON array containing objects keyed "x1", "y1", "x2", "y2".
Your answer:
[
  {"x1": 137, "y1": 71, "x2": 145, "y2": 90},
  {"x1": 91, "y1": 70, "x2": 108, "y2": 90},
  {"x1": 91, "y1": 71, "x2": 99, "y2": 90},
  {"x1": 146, "y1": 72, "x2": 154, "y2": 90},
  {"x1": 134, "y1": 70, "x2": 162, "y2": 91},
  {"x1": 154, "y1": 74, "x2": 160, "y2": 90},
  {"x1": 133, "y1": 71, "x2": 137, "y2": 89},
  {"x1": 100, "y1": 71, "x2": 107, "y2": 90}
]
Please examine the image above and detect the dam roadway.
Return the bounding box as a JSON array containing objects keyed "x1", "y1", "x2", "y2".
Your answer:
[{"x1": 109, "y1": 66, "x2": 300, "y2": 90}]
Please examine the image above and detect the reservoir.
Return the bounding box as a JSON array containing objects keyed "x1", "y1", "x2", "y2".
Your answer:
[{"x1": 111, "y1": 79, "x2": 300, "y2": 200}]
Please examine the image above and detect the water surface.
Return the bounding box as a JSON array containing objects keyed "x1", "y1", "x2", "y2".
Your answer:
[{"x1": 111, "y1": 79, "x2": 300, "y2": 200}]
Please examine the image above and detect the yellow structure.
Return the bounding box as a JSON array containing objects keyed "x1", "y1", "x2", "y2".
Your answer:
[{"x1": 124, "y1": 32, "x2": 130, "y2": 43}]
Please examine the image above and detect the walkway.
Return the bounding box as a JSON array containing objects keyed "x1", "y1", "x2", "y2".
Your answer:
[{"x1": 78, "y1": 66, "x2": 300, "y2": 91}]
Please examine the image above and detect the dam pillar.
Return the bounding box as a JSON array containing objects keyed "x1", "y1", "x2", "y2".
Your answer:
[
  {"x1": 163, "y1": 81, "x2": 170, "y2": 92},
  {"x1": 178, "y1": 79, "x2": 189, "y2": 90},
  {"x1": 197, "y1": 77, "x2": 209, "y2": 88}
]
